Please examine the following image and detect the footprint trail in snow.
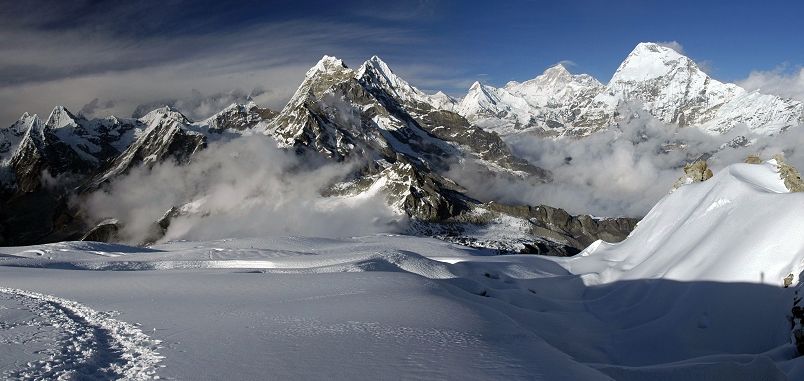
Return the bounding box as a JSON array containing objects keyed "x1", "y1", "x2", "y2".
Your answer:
[{"x1": 0, "y1": 287, "x2": 162, "y2": 380}]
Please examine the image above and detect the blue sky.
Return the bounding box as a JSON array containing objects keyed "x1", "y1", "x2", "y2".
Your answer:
[{"x1": 0, "y1": 0, "x2": 802, "y2": 124}]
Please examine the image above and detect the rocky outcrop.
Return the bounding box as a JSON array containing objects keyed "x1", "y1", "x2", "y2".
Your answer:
[
  {"x1": 418, "y1": 110, "x2": 551, "y2": 179},
  {"x1": 672, "y1": 160, "x2": 714, "y2": 191},
  {"x1": 81, "y1": 219, "x2": 120, "y2": 242},
  {"x1": 773, "y1": 154, "x2": 804, "y2": 192},
  {"x1": 744, "y1": 154, "x2": 763, "y2": 164},
  {"x1": 206, "y1": 102, "x2": 276, "y2": 132},
  {"x1": 486, "y1": 202, "x2": 639, "y2": 250},
  {"x1": 87, "y1": 107, "x2": 207, "y2": 189}
]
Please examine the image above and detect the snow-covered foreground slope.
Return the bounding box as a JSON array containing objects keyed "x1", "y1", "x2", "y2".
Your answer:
[
  {"x1": 1, "y1": 161, "x2": 804, "y2": 380},
  {"x1": 564, "y1": 160, "x2": 804, "y2": 285}
]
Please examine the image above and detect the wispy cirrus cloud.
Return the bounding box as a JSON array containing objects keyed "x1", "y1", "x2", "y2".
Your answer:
[{"x1": 0, "y1": 1, "x2": 458, "y2": 124}]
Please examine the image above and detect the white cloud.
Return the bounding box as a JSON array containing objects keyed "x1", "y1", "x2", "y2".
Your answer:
[
  {"x1": 737, "y1": 66, "x2": 804, "y2": 102},
  {"x1": 447, "y1": 103, "x2": 804, "y2": 218},
  {"x1": 656, "y1": 41, "x2": 685, "y2": 55},
  {"x1": 82, "y1": 137, "x2": 402, "y2": 244}
]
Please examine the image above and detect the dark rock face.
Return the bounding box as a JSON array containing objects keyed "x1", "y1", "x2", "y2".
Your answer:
[
  {"x1": 81, "y1": 220, "x2": 120, "y2": 242},
  {"x1": 773, "y1": 154, "x2": 804, "y2": 192},
  {"x1": 207, "y1": 102, "x2": 276, "y2": 132},
  {"x1": 87, "y1": 107, "x2": 207, "y2": 189},
  {"x1": 0, "y1": 108, "x2": 141, "y2": 245},
  {"x1": 486, "y1": 202, "x2": 639, "y2": 250},
  {"x1": 418, "y1": 110, "x2": 551, "y2": 180},
  {"x1": 268, "y1": 56, "x2": 554, "y2": 224},
  {"x1": 382, "y1": 160, "x2": 472, "y2": 221}
]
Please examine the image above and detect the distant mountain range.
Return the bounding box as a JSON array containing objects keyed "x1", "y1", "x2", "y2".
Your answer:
[
  {"x1": 3, "y1": 42, "x2": 801, "y2": 251},
  {"x1": 457, "y1": 42, "x2": 803, "y2": 136}
]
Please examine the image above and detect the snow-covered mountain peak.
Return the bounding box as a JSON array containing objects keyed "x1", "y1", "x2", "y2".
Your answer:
[
  {"x1": 356, "y1": 55, "x2": 394, "y2": 78},
  {"x1": 1, "y1": 112, "x2": 42, "y2": 158},
  {"x1": 307, "y1": 55, "x2": 349, "y2": 78},
  {"x1": 430, "y1": 91, "x2": 458, "y2": 104},
  {"x1": 16, "y1": 112, "x2": 41, "y2": 131},
  {"x1": 138, "y1": 106, "x2": 190, "y2": 128},
  {"x1": 455, "y1": 63, "x2": 608, "y2": 136},
  {"x1": 355, "y1": 55, "x2": 459, "y2": 112},
  {"x1": 464, "y1": 81, "x2": 496, "y2": 101},
  {"x1": 356, "y1": 56, "x2": 421, "y2": 96},
  {"x1": 611, "y1": 42, "x2": 699, "y2": 83},
  {"x1": 45, "y1": 106, "x2": 80, "y2": 130},
  {"x1": 541, "y1": 63, "x2": 572, "y2": 80},
  {"x1": 10, "y1": 112, "x2": 40, "y2": 131},
  {"x1": 287, "y1": 55, "x2": 355, "y2": 105}
]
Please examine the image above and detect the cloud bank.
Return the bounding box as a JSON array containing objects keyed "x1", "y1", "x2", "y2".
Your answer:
[
  {"x1": 449, "y1": 106, "x2": 804, "y2": 218},
  {"x1": 82, "y1": 137, "x2": 403, "y2": 244},
  {"x1": 738, "y1": 67, "x2": 804, "y2": 102}
]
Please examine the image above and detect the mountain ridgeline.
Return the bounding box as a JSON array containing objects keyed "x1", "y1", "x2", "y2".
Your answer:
[
  {"x1": 3, "y1": 42, "x2": 801, "y2": 253},
  {"x1": 457, "y1": 42, "x2": 803, "y2": 136}
]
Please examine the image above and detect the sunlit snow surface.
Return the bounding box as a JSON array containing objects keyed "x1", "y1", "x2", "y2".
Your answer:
[{"x1": 2, "y1": 161, "x2": 804, "y2": 380}]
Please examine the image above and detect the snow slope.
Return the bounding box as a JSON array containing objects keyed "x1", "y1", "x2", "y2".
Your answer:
[
  {"x1": 564, "y1": 160, "x2": 804, "y2": 285},
  {"x1": 1, "y1": 162, "x2": 804, "y2": 379}
]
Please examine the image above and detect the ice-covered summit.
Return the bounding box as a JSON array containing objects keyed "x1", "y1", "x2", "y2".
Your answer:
[
  {"x1": 45, "y1": 106, "x2": 80, "y2": 130},
  {"x1": 308, "y1": 55, "x2": 348, "y2": 77},
  {"x1": 458, "y1": 42, "x2": 804, "y2": 136},
  {"x1": 610, "y1": 42, "x2": 699, "y2": 82}
]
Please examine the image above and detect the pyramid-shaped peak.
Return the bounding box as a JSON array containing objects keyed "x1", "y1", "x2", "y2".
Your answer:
[
  {"x1": 355, "y1": 55, "x2": 427, "y2": 101},
  {"x1": 45, "y1": 106, "x2": 79, "y2": 129},
  {"x1": 466, "y1": 81, "x2": 494, "y2": 99},
  {"x1": 366, "y1": 55, "x2": 390, "y2": 67},
  {"x1": 544, "y1": 63, "x2": 572, "y2": 75},
  {"x1": 535, "y1": 64, "x2": 574, "y2": 84},
  {"x1": 612, "y1": 42, "x2": 698, "y2": 82},
  {"x1": 357, "y1": 55, "x2": 397, "y2": 79},
  {"x1": 49, "y1": 105, "x2": 74, "y2": 117},
  {"x1": 368, "y1": 55, "x2": 387, "y2": 64}
]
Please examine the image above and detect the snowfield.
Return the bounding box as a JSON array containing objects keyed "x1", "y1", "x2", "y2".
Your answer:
[{"x1": 2, "y1": 161, "x2": 804, "y2": 380}]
